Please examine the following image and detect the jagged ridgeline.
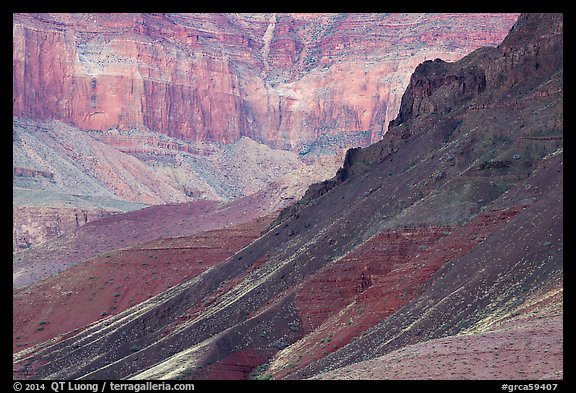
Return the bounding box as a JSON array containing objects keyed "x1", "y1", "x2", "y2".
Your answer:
[
  {"x1": 13, "y1": 13, "x2": 562, "y2": 380},
  {"x1": 13, "y1": 14, "x2": 517, "y2": 253}
]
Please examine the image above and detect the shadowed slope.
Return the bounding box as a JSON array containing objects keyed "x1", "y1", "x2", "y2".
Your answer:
[
  {"x1": 13, "y1": 215, "x2": 273, "y2": 354},
  {"x1": 13, "y1": 187, "x2": 289, "y2": 289},
  {"x1": 13, "y1": 13, "x2": 562, "y2": 380}
]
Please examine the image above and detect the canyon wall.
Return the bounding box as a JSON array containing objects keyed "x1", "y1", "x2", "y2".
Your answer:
[
  {"x1": 13, "y1": 206, "x2": 118, "y2": 253},
  {"x1": 13, "y1": 118, "x2": 337, "y2": 251},
  {"x1": 13, "y1": 13, "x2": 562, "y2": 380},
  {"x1": 13, "y1": 13, "x2": 518, "y2": 151},
  {"x1": 11, "y1": 13, "x2": 518, "y2": 252}
]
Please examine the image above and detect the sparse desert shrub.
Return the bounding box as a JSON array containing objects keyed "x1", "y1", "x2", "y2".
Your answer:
[{"x1": 320, "y1": 336, "x2": 333, "y2": 344}]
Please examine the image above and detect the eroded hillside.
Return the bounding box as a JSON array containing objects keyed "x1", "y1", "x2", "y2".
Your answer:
[{"x1": 13, "y1": 13, "x2": 561, "y2": 381}]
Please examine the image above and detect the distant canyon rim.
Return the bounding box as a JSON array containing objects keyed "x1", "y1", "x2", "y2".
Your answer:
[
  {"x1": 12, "y1": 13, "x2": 518, "y2": 251},
  {"x1": 13, "y1": 13, "x2": 563, "y2": 382}
]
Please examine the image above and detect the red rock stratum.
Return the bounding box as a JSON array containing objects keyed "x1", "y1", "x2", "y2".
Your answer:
[
  {"x1": 13, "y1": 13, "x2": 561, "y2": 381},
  {"x1": 13, "y1": 13, "x2": 517, "y2": 150}
]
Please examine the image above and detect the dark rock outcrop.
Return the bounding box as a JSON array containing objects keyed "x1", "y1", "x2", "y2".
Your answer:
[{"x1": 13, "y1": 13, "x2": 562, "y2": 381}]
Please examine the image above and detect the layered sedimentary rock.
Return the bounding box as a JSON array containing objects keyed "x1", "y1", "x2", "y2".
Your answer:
[
  {"x1": 13, "y1": 13, "x2": 518, "y2": 151},
  {"x1": 315, "y1": 309, "x2": 562, "y2": 380},
  {"x1": 14, "y1": 13, "x2": 562, "y2": 381},
  {"x1": 13, "y1": 118, "x2": 189, "y2": 205},
  {"x1": 13, "y1": 215, "x2": 273, "y2": 354},
  {"x1": 11, "y1": 13, "x2": 518, "y2": 250},
  {"x1": 13, "y1": 206, "x2": 117, "y2": 253},
  {"x1": 12, "y1": 118, "x2": 339, "y2": 250}
]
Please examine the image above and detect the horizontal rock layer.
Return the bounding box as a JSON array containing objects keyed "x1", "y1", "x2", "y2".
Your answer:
[
  {"x1": 13, "y1": 13, "x2": 562, "y2": 382},
  {"x1": 13, "y1": 206, "x2": 118, "y2": 253},
  {"x1": 13, "y1": 13, "x2": 518, "y2": 150}
]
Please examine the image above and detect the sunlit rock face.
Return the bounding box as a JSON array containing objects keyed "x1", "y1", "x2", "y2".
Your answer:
[
  {"x1": 13, "y1": 13, "x2": 518, "y2": 151},
  {"x1": 12, "y1": 14, "x2": 563, "y2": 382}
]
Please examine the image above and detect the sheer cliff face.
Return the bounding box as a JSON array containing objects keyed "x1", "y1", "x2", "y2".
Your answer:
[
  {"x1": 13, "y1": 14, "x2": 562, "y2": 380},
  {"x1": 12, "y1": 13, "x2": 518, "y2": 150}
]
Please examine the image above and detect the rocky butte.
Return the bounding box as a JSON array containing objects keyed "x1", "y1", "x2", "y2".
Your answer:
[{"x1": 13, "y1": 13, "x2": 561, "y2": 381}]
